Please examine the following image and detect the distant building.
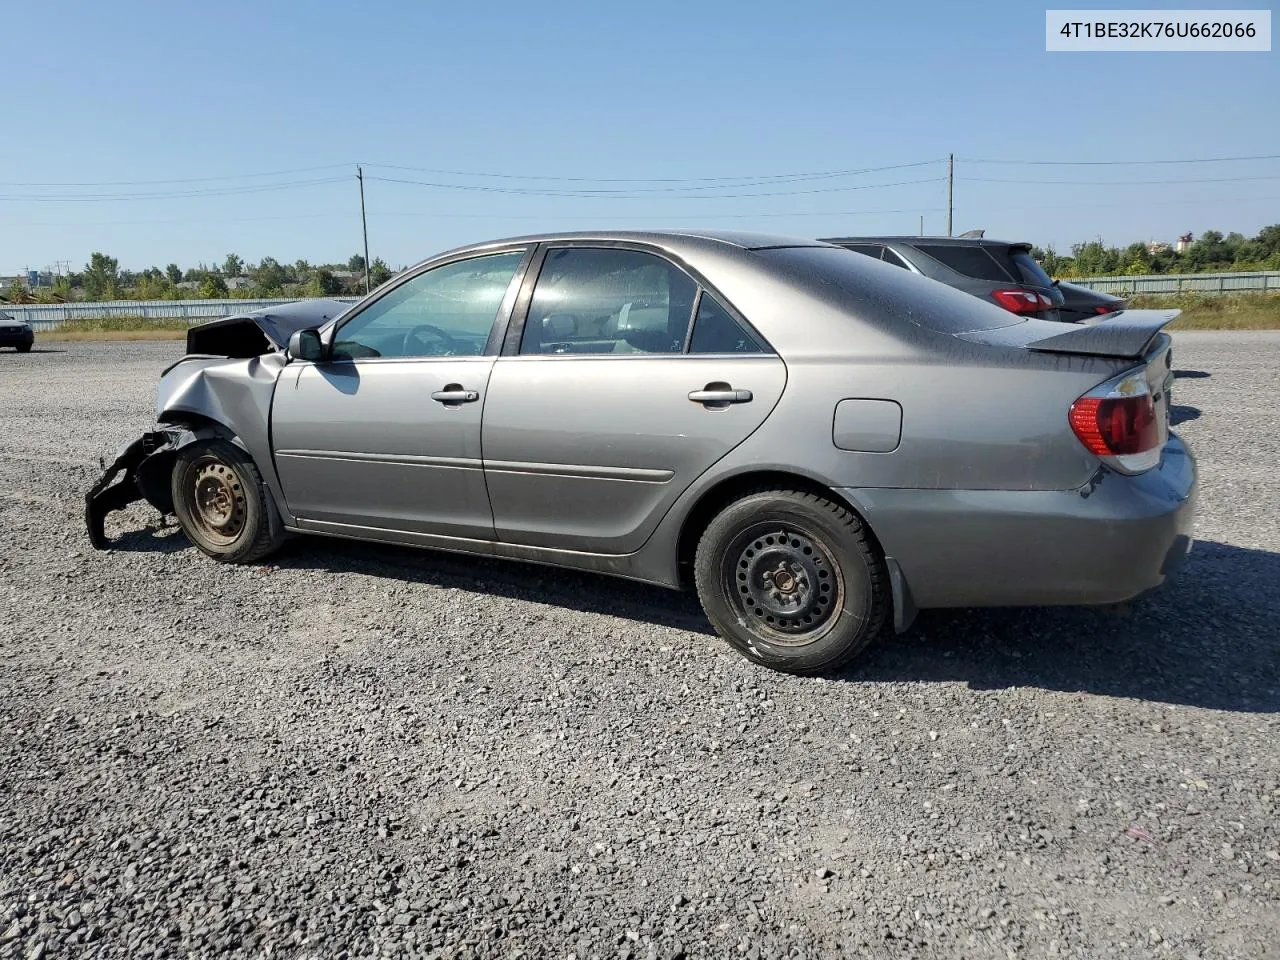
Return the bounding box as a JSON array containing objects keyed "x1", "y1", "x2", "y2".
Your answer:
[
  {"x1": 1146, "y1": 240, "x2": 1170, "y2": 255},
  {"x1": 1175, "y1": 232, "x2": 1194, "y2": 253},
  {"x1": 226, "y1": 276, "x2": 253, "y2": 291}
]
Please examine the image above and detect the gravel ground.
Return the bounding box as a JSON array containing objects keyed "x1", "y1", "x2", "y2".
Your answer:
[{"x1": 1, "y1": 334, "x2": 1277, "y2": 960}]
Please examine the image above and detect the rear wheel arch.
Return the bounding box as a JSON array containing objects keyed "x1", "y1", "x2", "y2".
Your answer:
[{"x1": 675, "y1": 470, "x2": 888, "y2": 590}]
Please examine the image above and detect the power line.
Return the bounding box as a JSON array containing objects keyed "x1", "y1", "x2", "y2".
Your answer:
[
  {"x1": 955, "y1": 192, "x2": 1280, "y2": 213},
  {"x1": 0, "y1": 159, "x2": 947, "y2": 189},
  {"x1": 364, "y1": 174, "x2": 947, "y2": 200},
  {"x1": 0, "y1": 176, "x2": 350, "y2": 203},
  {"x1": 964, "y1": 174, "x2": 1280, "y2": 186},
  {"x1": 359, "y1": 158, "x2": 946, "y2": 185},
  {"x1": 0, "y1": 164, "x2": 353, "y2": 187},
  {"x1": 961, "y1": 153, "x2": 1280, "y2": 166}
]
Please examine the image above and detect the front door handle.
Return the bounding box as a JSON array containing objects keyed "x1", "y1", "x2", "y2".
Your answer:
[
  {"x1": 689, "y1": 385, "x2": 753, "y2": 407},
  {"x1": 431, "y1": 384, "x2": 480, "y2": 405}
]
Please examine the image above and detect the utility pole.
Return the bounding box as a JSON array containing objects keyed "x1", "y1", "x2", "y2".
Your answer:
[
  {"x1": 357, "y1": 165, "x2": 371, "y2": 294},
  {"x1": 919, "y1": 215, "x2": 924, "y2": 236},
  {"x1": 946, "y1": 153, "x2": 954, "y2": 237}
]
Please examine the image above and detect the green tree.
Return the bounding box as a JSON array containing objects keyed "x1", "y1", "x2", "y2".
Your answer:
[
  {"x1": 222, "y1": 253, "x2": 244, "y2": 277},
  {"x1": 83, "y1": 252, "x2": 120, "y2": 300},
  {"x1": 198, "y1": 273, "x2": 229, "y2": 298},
  {"x1": 1185, "y1": 231, "x2": 1230, "y2": 271},
  {"x1": 1253, "y1": 224, "x2": 1280, "y2": 258},
  {"x1": 369, "y1": 257, "x2": 393, "y2": 287},
  {"x1": 134, "y1": 270, "x2": 171, "y2": 300},
  {"x1": 165, "y1": 263, "x2": 183, "y2": 285},
  {"x1": 307, "y1": 269, "x2": 343, "y2": 297},
  {"x1": 251, "y1": 257, "x2": 288, "y2": 295},
  {"x1": 347, "y1": 253, "x2": 367, "y2": 274}
]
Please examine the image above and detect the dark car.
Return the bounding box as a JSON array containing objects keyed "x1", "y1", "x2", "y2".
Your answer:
[
  {"x1": 0, "y1": 310, "x2": 34, "y2": 352},
  {"x1": 1056, "y1": 280, "x2": 1127, "y2": 324},
  {"x1": 819, "y1": 235, "x2": 1066, "y2": 322}
]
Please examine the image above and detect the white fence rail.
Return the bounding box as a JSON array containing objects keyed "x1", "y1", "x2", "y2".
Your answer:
[
  {"x1": 1066, "y1": 270, "x2": 1280, "y2": 296},
  {"x1": 5, "y1": 298, "x2": 333, "y2": 333}
]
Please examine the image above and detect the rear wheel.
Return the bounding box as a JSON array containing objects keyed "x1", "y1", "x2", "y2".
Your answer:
[
  {"x1": 694, "y1": 489, "x2": 889, "y2": 674},
  {"x1": 171, "y1": 439, "x2": 282, "y2": 563},
  {"x1": 17, "y1": 343, "x2": 31, "y2": 353}
]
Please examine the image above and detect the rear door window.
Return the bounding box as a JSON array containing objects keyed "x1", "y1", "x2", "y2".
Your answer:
[
  {"x1": 519, "y1": 248, "x2": 697, "y2": 356},
  {"x1": 914, "y1": 244, "x2": 1014, "y2": 282}
]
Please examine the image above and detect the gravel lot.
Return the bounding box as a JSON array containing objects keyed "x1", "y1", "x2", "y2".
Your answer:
[{"x1": 1, "y1": 333, "x2": 1277, "y2": 960}]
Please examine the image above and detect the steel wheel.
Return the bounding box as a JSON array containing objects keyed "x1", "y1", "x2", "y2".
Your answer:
[
  {"x1": 722, "y1": 521, "x2": 846, "y2": 647},
  {"x1": 189, "y1": 456, "x2": 248, "y2": 546}
]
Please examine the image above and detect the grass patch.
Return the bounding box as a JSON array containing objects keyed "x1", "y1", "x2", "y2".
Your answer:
[
  {"x1": 38, "y1": 316, "x2": 191, "y2": 342},
  {"x1": 1129, "y1": 293, "x2": 1280, "y2": 330}
]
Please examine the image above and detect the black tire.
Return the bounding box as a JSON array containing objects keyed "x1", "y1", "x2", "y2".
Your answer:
[
  {"x1": 694, "y1": 488, "x2": 889, "y2": 674},
  {"x1": 171, "y1": 439, "x2": 283, "y2": 564},
  {"x1": 17, "y1": 343, "x2": 31, "y2": 353}
]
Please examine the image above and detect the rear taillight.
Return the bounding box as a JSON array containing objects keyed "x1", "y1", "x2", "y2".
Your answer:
[
  {"x1": 1069, "y1": 370, "x2": 1162, "y2": 473},
  {"x1": 1094, "y1": 304, "x2": 1115, "y2": 315},
  {"x1": 992, "y1": 289, "x2": 1052, "y2": 314}
]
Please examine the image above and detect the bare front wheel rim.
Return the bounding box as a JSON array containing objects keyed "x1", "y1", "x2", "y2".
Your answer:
[
  {"x1": 190, "y1": 458, "x2": 247, "y2": 545},
  {"x1": 722, "y1": 522, "x2": 845, "y2": 648}
]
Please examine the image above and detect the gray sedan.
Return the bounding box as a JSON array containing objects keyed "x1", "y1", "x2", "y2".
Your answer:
[{"x1": 86, "y1": 231, "x2": 1197, "y2": 674}]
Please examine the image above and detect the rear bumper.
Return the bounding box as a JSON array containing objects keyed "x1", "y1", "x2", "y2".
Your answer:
[
  {"x1": 840, "y1": 434, "x2": 1197, "y2": 610},
  {"x1": 0, "y1": 329, "x2": 33, "y2": 347}
]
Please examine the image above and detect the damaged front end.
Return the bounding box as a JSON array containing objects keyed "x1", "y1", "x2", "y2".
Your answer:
[
  {"x1": 84, "y1": 428, "x2": 189, "y2": 549},
  {"x1": 85, "y1": 296, "x2": 352, "y2": 549}
]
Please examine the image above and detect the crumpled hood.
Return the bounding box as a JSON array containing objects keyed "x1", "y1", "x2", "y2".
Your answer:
[{"x1": 186, "y1": 298, "x2": 354, "y2": 355}]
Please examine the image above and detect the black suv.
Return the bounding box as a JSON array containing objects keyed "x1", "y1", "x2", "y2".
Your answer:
[{"x1": 819, "y1": 235, "x2": 1066, "y2": 322}]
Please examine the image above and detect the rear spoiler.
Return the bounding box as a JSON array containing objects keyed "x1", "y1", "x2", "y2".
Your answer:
[{"x1": 1026, "y1": 309, "x2": 1179, "y2": 360}]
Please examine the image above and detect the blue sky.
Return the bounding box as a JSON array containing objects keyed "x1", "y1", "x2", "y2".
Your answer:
[{"x1": 3, "y1": 0, "x2": 1277, "y2": 273}]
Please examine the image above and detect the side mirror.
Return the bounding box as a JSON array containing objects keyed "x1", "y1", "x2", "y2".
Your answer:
[{"x1": 288, "y1": 328, "x2": 323, "y2": 362}]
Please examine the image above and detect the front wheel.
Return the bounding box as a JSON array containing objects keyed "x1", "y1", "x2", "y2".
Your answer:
[
  {"x1": 16, "y1": 343, "x2": 31, "y2": 353},
  {"x1": 694, "y1": 489, "x2": 889, "y2": 674},
  {"x1": 171, "y1": 439, "x2": 283, "y2": 563}
]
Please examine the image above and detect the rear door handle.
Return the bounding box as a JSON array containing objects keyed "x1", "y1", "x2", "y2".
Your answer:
[
  {"x1": 431, "y1": 385, "x2": 479, "y2": 404},
  {"x1": 688, "y1": 387, "x2": 753, "y2": 406}
]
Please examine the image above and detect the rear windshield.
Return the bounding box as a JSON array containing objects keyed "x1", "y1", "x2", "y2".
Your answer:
[
  {"x1": 1005, "y1": 250, "x2": 1054, "y2": 288},
  {"x1": 757, "y1": 246, "x2": 1022, "y2": 334},
  {"x1": 914, "y1": 244, "x2": 1013, "y2": 282}
]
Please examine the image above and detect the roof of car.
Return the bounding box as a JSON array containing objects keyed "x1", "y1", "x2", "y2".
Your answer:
[
  {"x1": 821, "y1": 235, "x2": 1030, "y2": 248},
  {"x1": 413, "y1": 230, "x2": 833, "y2": 268}
]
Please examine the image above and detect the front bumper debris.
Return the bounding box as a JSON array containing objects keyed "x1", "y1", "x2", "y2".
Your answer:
[{"x1": 85, "y1": 430, "x2": 180, "y2": 549}]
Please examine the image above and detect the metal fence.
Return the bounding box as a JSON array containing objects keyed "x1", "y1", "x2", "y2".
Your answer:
[
  {"x1": 1064, "y1": 270, "x2": 1280, "y2": 296},
  {"x1": 4, "y1": 297, "x2": 334, "y2": 333}
]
